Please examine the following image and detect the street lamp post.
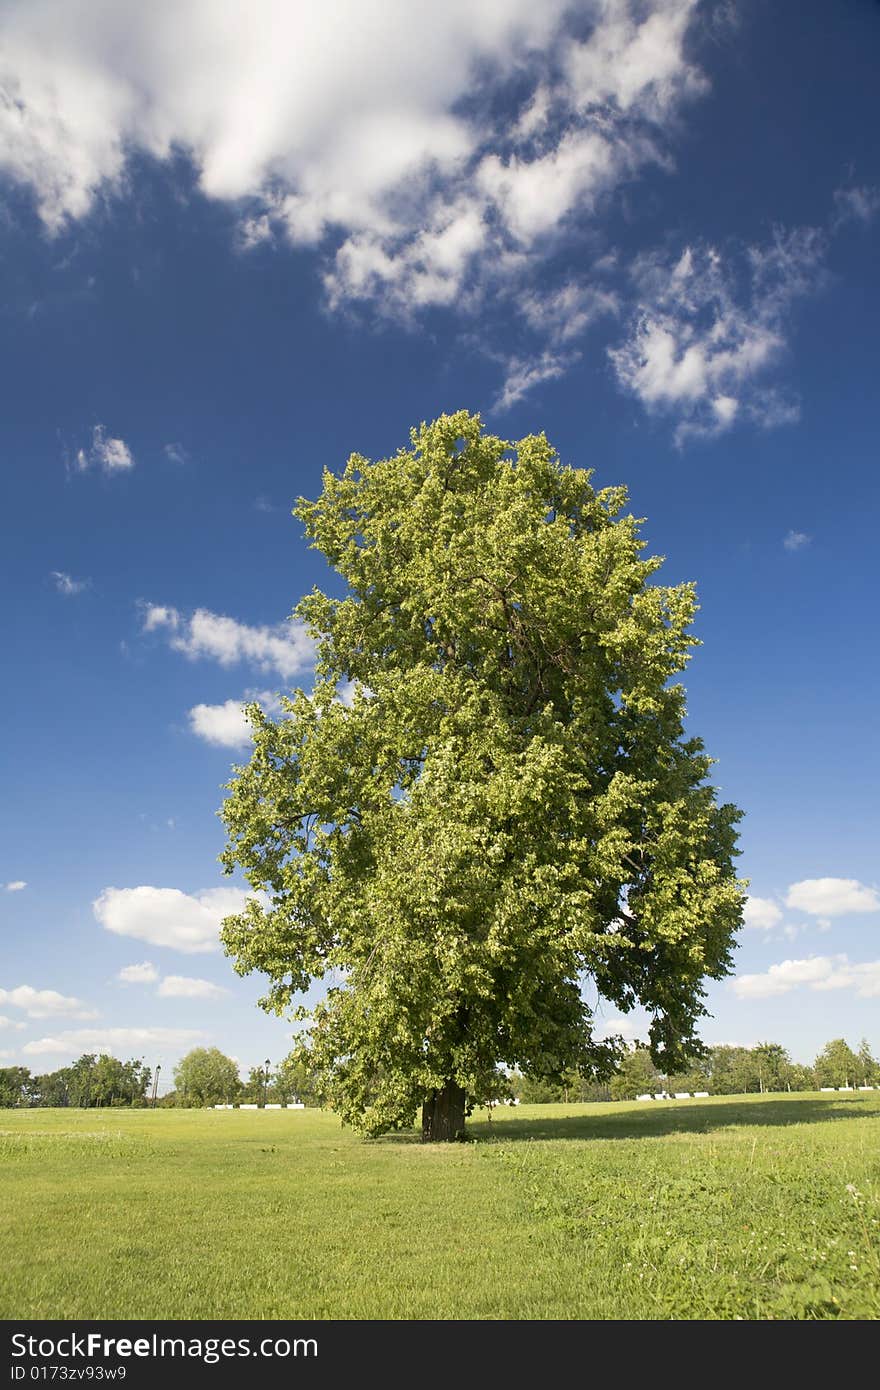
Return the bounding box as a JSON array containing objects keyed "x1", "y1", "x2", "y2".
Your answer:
[
  {"x1": 151, "y1": 1064, "x2": 161, "y2": 1108},
  {"x1": 263, "y1": 1058, "x2": 271, "y2": 1108}
]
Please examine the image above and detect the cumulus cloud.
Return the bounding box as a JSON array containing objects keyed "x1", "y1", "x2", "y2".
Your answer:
[
  {"x1": 785, "y1": 878, "x2": 880, "y2": 917},
  {"x1": 733, "y1": 954, "x2": 880, "y2": 1001},
  {"x1": 742, "y1": 896, "x2": 783, "y2": 932},
  {"x1": 783, "y1": 530, "x2": 811, "y2": 552},
  {"x1": 93, "y1": 884, "x2": 255, "y2": 953},
  {"x1": 4, "y1": 881, "x2": 26, "y2": 892},
  {"x1": 157, "y1": 975, "x2": 229, "y2": 1000},
  {"x1": 21, "y1": 1026, "x2": 206, "y2": 1058},
  {"x1": 0, "y1": 1015, "x2": 26, "y2": 1031},
  {"x1": 0, "y1": 2, "x2": 708, "y2": 319},
  {"x1": 50, "y1": 570, "x2": 90, "y2": 596},
  {"x1": 187, "y1": 689, "x2": 284, "y2": 749},
  {"x1": 142, "y1": 604, "x2": 313, "y2": 680},
  {"x1": 71, "y1": 424, "x2": 134, "y2": 474},
  {"x1": 0, "y1": 984, "x2": 96, "y2": 1019},
  {"x1": 117, "y1": 961, "x2": 159, "y2": 984},
  {"x1": 609, "y1": 229, "x2": 826, "y2": 444},
  {"x1": 188, "y1": 699, "x2": 254, "y2": 750}
]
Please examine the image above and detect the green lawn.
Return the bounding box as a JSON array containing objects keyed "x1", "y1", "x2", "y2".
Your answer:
[{"x1": 2, "y1": 1093, "x2": 878, "y2": 1320}]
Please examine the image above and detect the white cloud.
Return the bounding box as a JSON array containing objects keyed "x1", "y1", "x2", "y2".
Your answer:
[
  {"x1": 783, "y1": 530, "x2": 811, "y2": 552},
  {"x1": 495, "y1": 350, "x2": 575, "y2": 411},
  {"x1": 186, "y1": 686, "x2": 282, "y2": 750},
  {"x1": 4, "y1": 880, "x2": 26, "y2": 892},
  {"x1": 0, "y1": 984, "x2": 96, "y2": 1019},
  {"x1": 141, "y1": 604, "x2": 179, "y2": 632},
  {"x1": 50, "y1": 570, "x2": 90, "y2": 595},
  {"x1": 742, "y1": 895, "x2": 783, "y2": 932},
  {"x1": 609, "y1": 229, "x2": 825, "y2": 444},
  {"x1": 594, "y1": 1015, "x2": 642, "y2": 1042},
  {"x1": 188, "y1": 699, "x2": 253, "y2": 750},
  {"x1": 21, "y1": 1026, "x2": 206, "y2": 1059},
  {"x1": 117, "y1": 961, "x2": 159, "y2": 984},
  {"x1": 72, "y1": 424, "x2": 134, "y2": 474},
  {"x1": 833, "y1": 185, "x2": 880, "y2": 228},
  {"x1": 157, "y1": 975, "x2": 229, "y2": 1000},
  {"x1": 93, "y1": 884, "x2": 255, "y2": 953},
  {"x1": 519, "y1": 281, "x2": 620, "y2": 346},
  {"x1": 142, "y1": 604, "x2": 313, "y2": 680},
  {"x1": 163, "y1": 442, "x2": 189, "y2": 464},
  {"x1": 0, "y1": 1015, "x2": 26, "y2": 1031},
  {"x1": 733, "y1": 954, "x2": 880, "y2": 1001},
  {"x1": 0, "y1": 2, "x2": 707, "y2": 321},
  {"x1": 785, "y1": 877, "x2": 880, "y2": 917}
]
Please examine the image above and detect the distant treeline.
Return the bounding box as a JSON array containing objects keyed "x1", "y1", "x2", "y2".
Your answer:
[
  {"x1": 511, "y1": 1038, "x2": 880, "y2": 1104},
  {"x1": 1, "y1": 1037, "x2": 877, "y2": 1109}
]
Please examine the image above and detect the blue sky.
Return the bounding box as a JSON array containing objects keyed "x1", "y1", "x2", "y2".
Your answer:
[{"x1": 1, "y1": 0, "x2": 878, "y2": 1086}]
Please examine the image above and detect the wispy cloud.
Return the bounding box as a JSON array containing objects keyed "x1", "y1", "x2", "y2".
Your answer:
[
  {"x1": 783, "y1": 530, "x2": 811, "y2": 552},
  {"x1": 50, "y1": 570, "x2": 90, "y2": 596},
  {"x1": 832, "y1": 184, "x2": 880, "y2": 229},
  {"x1": 117, "y1": 961, "x2": 159, "y2": 984},
  {"x1": 157, "y1": 975, "x2": 229, "y2": 1000},
  {"x1": 495, "y1": 351, "x2": 575, "y2": 411},
  {"x1": 142, "y1": 604, "x2": 314, "y2": 680},
  {"x1": 4, "y1": 881, "x2": 27, "y2": 892},
  {"x1": 162, "y1": 442, "x2": 189, "y2": 465},
  {"x1": 21, "y1": 1026, "x2": 206, "y2": 1059},
  {"x1": 609, "y1": 228, "x2": 825, "y2": 445}
]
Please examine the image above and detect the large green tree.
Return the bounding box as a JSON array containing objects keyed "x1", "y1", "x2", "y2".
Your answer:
[
  {"x1": 173, "y1": 1047, "x2": 241, "y2": 1106},
  {"x1": 220, "y1": 412, "x2": 745, "y2": 1139}
]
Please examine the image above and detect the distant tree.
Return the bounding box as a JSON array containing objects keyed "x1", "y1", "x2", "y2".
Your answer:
[
  {"x1": 752, "y1": 1042, "x2": 793, "y2": 1093},
  {"x1": 29, "y1": 1056, "x2": 151, "y2": 1108},
  {"x1": 813, "y1": 1038, "x2": 861, "y2": 1089},
  {"x1": 66, "y1": 1055, "x2": 98, "y2": 1107},
  {"x1": 275, "y1": 1049, "x2": 324, "y2": 1107},
  {"x1": 32, "y1": 1069, "x2": 73, "y2": 1106},
  {"x1": 856, "y1": 1038, "x2": 879, "y2": 1086},
  {"x1": 516, "y1": 1074, "x2": 567, "y2": 1104},
  {"x1": 173, "y1": 1048, "x2": 241, "y2": 1106},
  {"x1": 705, "y1": 1045, "x2": 762, "y2": 1095},
  {"x1": 610, "y1": 1046, "x2": 662, "y2": 1100},
  {"x1": 0, "y1": 1066, "x2": 32, "y2": 1107},
  {"x1": 666, "y1": 1063, "x2": 710, "y2": 1094},
  {"x1": 785, "y1": 1063, "x2": 817, "y2": 1092},
  {"x1": 86, "y1": 1055, "x2": 151, "y2": 1107},
  {"x1": 219, "y1": 411, "x2": 745, "y2": 1140}
]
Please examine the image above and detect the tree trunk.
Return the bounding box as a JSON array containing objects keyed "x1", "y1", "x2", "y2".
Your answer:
[{"x1": 421, "y1": 1080, "x2": 466, "y2": 1142}]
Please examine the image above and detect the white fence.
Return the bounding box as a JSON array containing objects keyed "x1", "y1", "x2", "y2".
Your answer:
[{"x1": 213, "y1": 1103, "x2": 307, "y2": 1110}]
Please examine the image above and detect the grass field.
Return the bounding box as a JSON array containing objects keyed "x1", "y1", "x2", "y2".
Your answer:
[{"x1": 2, "y1": 1093, "x2": 878, "y2": 1320}]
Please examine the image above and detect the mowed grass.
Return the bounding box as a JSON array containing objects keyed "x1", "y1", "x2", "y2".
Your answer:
[{"x1": 1, "y1": 1093, "x2": 878, "y2": 1320}]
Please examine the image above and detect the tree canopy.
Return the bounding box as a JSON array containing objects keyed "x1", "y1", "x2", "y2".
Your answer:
[
  {"x1": 219, "y1": 411, "x2": 745, "y2": 1138},
  {"x1": 173, "y1": 1047, "x2": 240, "y2": 1106}
]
